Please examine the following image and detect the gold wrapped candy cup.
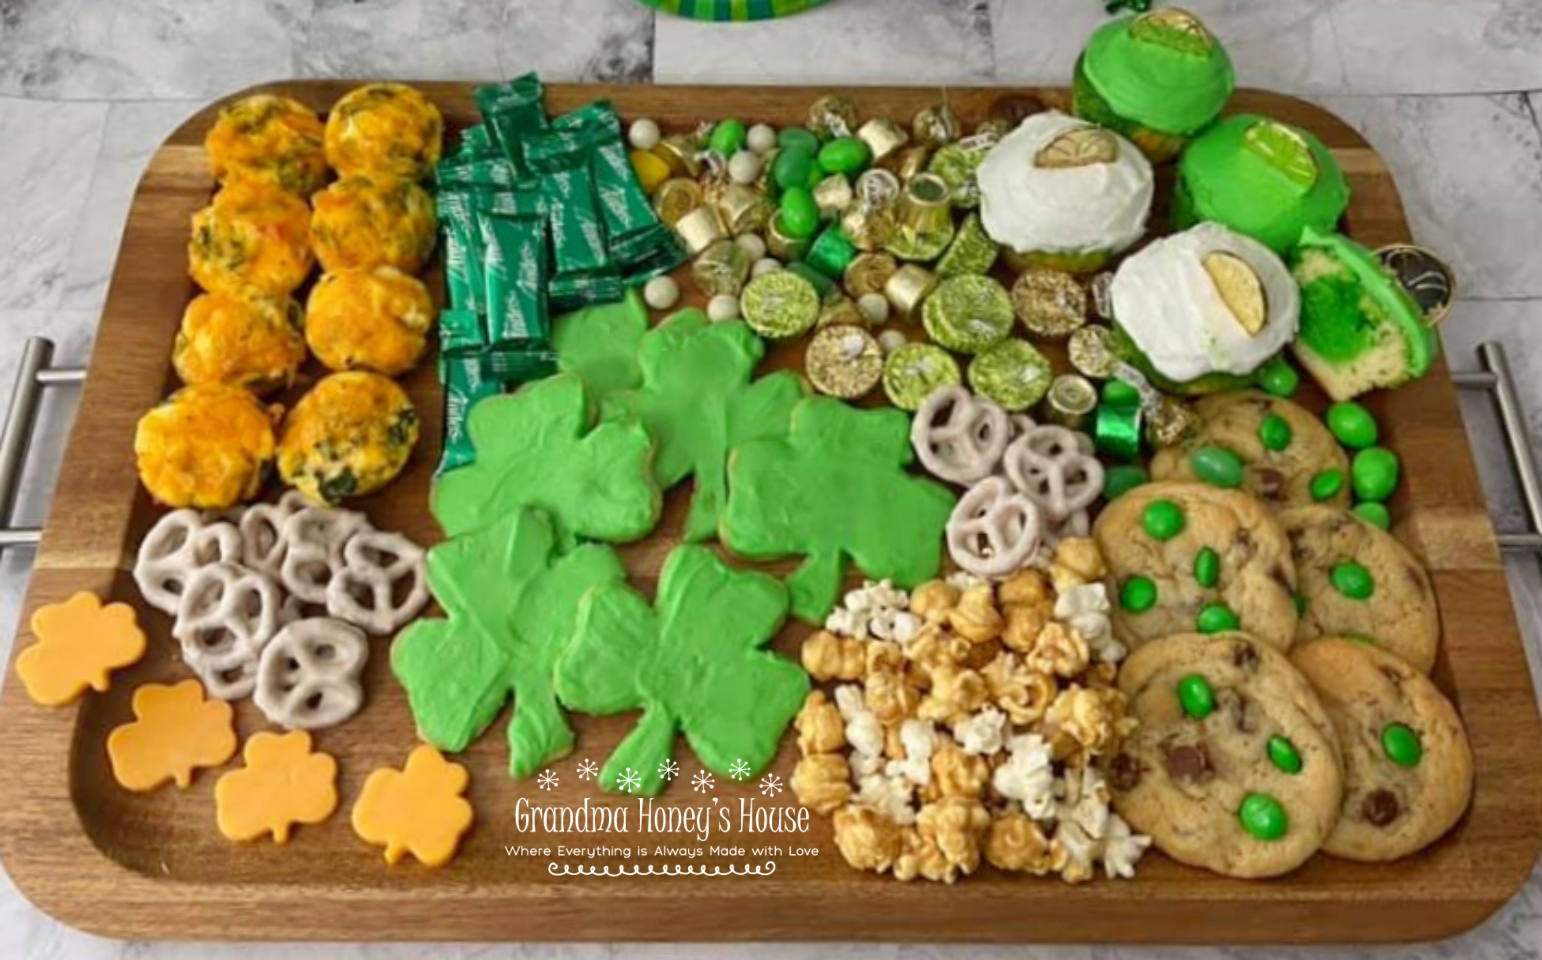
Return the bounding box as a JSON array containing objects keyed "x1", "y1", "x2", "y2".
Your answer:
[
  {"x1": 675, "y1": 204, "x2": 729, "y2": 256},
  {"x1": 884, "y1": 264, "x2": 938, "y2": 321},
  {"x1": 715, "y1": 183, "x2": 773, "y2": 237},
  {"x1": 766, "y1": 213, "x2": 814, "y2": 262},
  {"x1": 857, "y1": 118, "x2": 910, "y2": 166},
  {"x1": 844, "y1": 252, "x2": 899, "y2": 299}
]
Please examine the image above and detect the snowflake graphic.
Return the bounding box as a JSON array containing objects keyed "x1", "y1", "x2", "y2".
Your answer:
[
  {"x1": 537, "y1": 769, "x2": 558, "y2": 791},
  {"x1": 657, "y1": 759, "x2": 680, "y2": 781},
  {"x1": 728, "y1": 758, "x2": 752, "y2": 780},
  {"x1": 576, "y1": 758, "x2": 598, "y2": 781},
  {"x1": 759, "y1": 773, "x2": 783, "y2": 797},
  {"x1": 616, "y1": 767, "x2": 643, "y2": 793},
  {"x1": 692, "y1": 770, "x2": 716, "y2": 794}
]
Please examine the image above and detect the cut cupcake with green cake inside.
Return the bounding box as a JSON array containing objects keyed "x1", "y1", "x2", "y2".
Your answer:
[
  {"x1": 1174, "y1": 115, "x2": 1350, "y2": 256},
  {"x1": 1290, "y1": 228, "x2": 1439, "y2": 401}
]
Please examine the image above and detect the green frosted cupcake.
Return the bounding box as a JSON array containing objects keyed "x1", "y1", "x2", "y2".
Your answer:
[
  {"x1": 1072, "y1": 8, "x2": 1235, "y2": 164},
  {"x1": 1173, "y1": 115, "x2": 1351, "y2": 256},
  {"x1": 1289, "y1": 227, "x2": 1438, "y2": 401}
]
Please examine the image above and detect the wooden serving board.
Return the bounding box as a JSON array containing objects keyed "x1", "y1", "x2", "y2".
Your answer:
[{"x1": 1, "y1": 83, "x2": 1539, "y2": 944}]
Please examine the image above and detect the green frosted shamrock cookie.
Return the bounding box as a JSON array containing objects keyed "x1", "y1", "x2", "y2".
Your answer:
[
  {"x1": 392, "y1": 507, "x2": 627, "y2": 779},
  {"x1": 603, "y1": 309, "x2": 805, "y2": 542},
  {"x1": 721, "y1": 396, "x2": 957, "y2": 622},
  {"x1": 552, "y1": 288, "x2": 650, "y2": 405},
  {"x1": 554, "y1": 544, "x2": 808, "y2": 796},
  {"x1": 431, "y1": 374, "x2": 662, "y2": 542}
]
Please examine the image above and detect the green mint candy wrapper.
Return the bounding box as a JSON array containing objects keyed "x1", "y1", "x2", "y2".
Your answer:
[
  {"x1": 438, "y1": 308, "x2": 487, "y2": 357},
  {"x1": 479, "y1": 212, "x2": 552, "y2": 347},
  {"x1": 454, "y1": 123, "x2": 498, "y2": 159},
  {"x1": 437, "y1": 192, "x2": 486, "y2": 318},
  {"x1": 436, "y1": 351, "x2": 502, "y2": 476},
  {"x1": 526, "y1": 129, "x2": 612, "y2": 274},
  {"x1": 475, "y1": 73, "x2": 548, "y2": 179},
  {"x1": 555, "y1": 103, "x2": 661, "y2": 247},
  {"x1": 436, "y1": 155, "x2": 519, "y2": 189},
  {"x1": 485, "y1": 346, "x2": 559, "y2": 385}
]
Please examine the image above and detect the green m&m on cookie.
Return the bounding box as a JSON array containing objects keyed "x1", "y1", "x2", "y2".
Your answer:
[
  {"x1": 1142, "y1": 499, "x2": 1185, "y2": 540},
  {"x1": 1257, "y1": 355, "x2": 1300, "y2": 398},
  {"x1": 1120, "y1": 574, "x2": 1158, "y2": 613},
  {"x1": 1352, "y1": 447, "x2": 1401, "y2": 502},
  {"x1": 1258, "y1": 413, "x2": 1293, "y2": 452},
  {"x1": 1382, "y1": 722, "x2": 1423, "y2": 768},
  {"x1": 1353, "y1": 501, "x2": 1392, "y2": 530},
  {"x1": 1193, "y1": 546, "x2": 1220, "y2": 587},
  {"x1": 1178, "y1": 673, "x2": 1215, "y2": 719},
  {"x1": 1239, "y1": 792, "x2": 1289, "y2": 841},
  {"x1": 1197, "y1": 602, "x2": 1239, "y2": 633},
  {"x1": 1103, "y1": 464, "x2": 1149, "y2": 500},
  {"x1": 1267, "y1": 735, "x2": 1302, "y2": 774},
  {"x1": 1190, "y1": 446, "x2": 1244, "y2": 489},
  {"x1": 1330, "y1": 560, "x2": 1375, "y2": 600},
  {"x1": 882, "y1": 343, "x2": 961, "y2": 411},
  {"x1": 1310, "y1": 467, "x2": 1345, "y2": 502}
]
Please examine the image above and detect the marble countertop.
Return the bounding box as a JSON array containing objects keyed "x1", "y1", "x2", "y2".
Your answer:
[{"x1": 2, "y1": 0, "x2": 1541, "y2": 956}]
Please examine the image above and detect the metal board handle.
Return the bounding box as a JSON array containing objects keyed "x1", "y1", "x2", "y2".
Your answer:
[
  {"x1": 0, "y1": 338, "x2": 85, "y2": 551},
  {"x1": 1454, "y1": 341, "x2": 1542, "y2": 554}
]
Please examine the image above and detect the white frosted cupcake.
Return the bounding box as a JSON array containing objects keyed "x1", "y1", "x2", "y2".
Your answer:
[
  {"x1": 978, "y1": 110, "x2": 1154, "y2": 275},
  {"x1": 1110, "y1": 222, "x2": 1299, "y2": 393}
]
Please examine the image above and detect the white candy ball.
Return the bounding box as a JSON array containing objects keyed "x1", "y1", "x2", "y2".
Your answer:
[
  {"x1": 878, "y1": 329, "x2": 908, "y2": 355},
  {"x1": 643, "y1": 275, "x2": 680, "y2": 311},
  {"x1": 735, "y1": 233, "x2": 768, "y2": 261},
  {"x1": 728, "y1": 150, "x2": 762, "y2": 185},
  {"x1": 751, "y1": 257, "x2": 783, "y2": 278},
  {"x1": 747, "y1": 123, "x2": 778, "y2": 154},
  {"x1": 628, "y1": 118, "x2": 661, "y2": 151},
  {"x1": 707, "y1": 294, "x2": 741, "y2": 323},
  {"x1": 858, "y1": 293, "x2": 891, "y2": 326}
]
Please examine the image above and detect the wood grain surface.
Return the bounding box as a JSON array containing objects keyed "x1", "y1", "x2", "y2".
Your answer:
[{"x1": 0, "y1": 82, "x2": 1537, "y2": 944}]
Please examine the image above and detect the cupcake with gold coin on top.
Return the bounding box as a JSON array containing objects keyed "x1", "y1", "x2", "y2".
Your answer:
[
  {"x1": 977, "y1": 110, "x2": 1153, "y2": 275},
  {"x1": 278, "y1": 371, "x2": 420, "y2": 505},
  {"x1": 135, "y1": 383, "x2": 278, "y2": 510},
  {"x1": 310, "y1": 175, "x2": 437, "y2": 275},
  {"x1": 205, "y1": 94, "x2": 328, "y2": 197},
  {"x1": 324, "y1": 82, "x2": 444, "y2": 182},
  {"x1": 1072, "y1": 7, "x2": 1235, "y2": 163}
]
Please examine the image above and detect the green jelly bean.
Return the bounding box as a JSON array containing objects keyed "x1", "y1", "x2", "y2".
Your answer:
[
  {"x1": 1102, "y1": 379, "x2": 1141, "y2": 407},
  {"x1": 708, "y1": 118, "x2": 747, "y2": 158},
  {"x1": 1352, "y1": 447, "x2": 1401, "y2": 502},
  {"x1": 1178, "y1": 673, "x2": 1215, "y2": 720},
  {"x1": 1268, "y1": 735, "x2": 1302, "y2": 774},
  {"x1": 805, "y1": 164, "x2": 825, "y2": 190},
  {"x1": 1190, "y1": 446, "x2": 1244, "y2": 489},
  {"x1": 1330, "y1": 560, "x2": 1375, "y2": 600},
  {"x1": 1194, "y1": 547, "x2": 1220, "y2": 588},
  {"x1": 1327, "y1": 401, "x2": 1379, "y2": 449},
  {"x1": 1103, "y1": 464, "x2": 1149, "y2": 499},
  {"x1": 1143, "y1": 499, "x2": 1185, "y2": 541},
  {"x1": 1197, "y1": 602, "x2": 1240, "y2": 633},
  {"x1": 1120, "y1": 575, "x2": 1157, "y2": 613},
  {"x1": 1353, "y1": 501, "x2": 1392, "y2": 530},
  {"x1": 1258, "y1": 357, "x2": 1299, "y2": 398},
  {"x1": 1239, "y1": 793, "x2": 1289, "y2": 841},
  {"x1": 1310, "y1": 468, "x2": 1345, "y2": 501},
  {"x1": 1382, "y1": 722, "x2": 1423, "y2": 768},
  {"x1": 1259, "y1": 413, "x2": 1293, "y2": 452},
  {"x1": 779, "y1": 186, "x2": 819, "y2": 239},
  {"x1": 818, "y1": 136, "x2": 871, "y2": 176},
  {"x1": 772, "y1": 146, "x2": 817, "y2": 192},
  {"x1": 778, "y1": 127, "x2": 820, "y2": 155}
]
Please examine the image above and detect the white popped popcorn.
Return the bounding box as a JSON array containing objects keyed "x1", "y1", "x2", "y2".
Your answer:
[
  {"x1": 856, "y1": 773, "x2": 917, "y2": 826},
  {"x1": 834, "y1": 684, "x2": 885, "y2": 759},
  {"x1": 1056, "y1": 764, "x2": 1112, "y2": 841},
  {"x1": 1053, "y1": 819, "x2": 1100, "y2": 884},
  {"x1": 992, "y1": 733, "x2": 1057, "y2": 820},
  {"x1": 1101, "y1": 812, "x2": 1152, "y2": 880},
  {"x1": 1054, "y1": 582, "x2": 1125, "y2": 664},
  {"x1": 826, "y1": 580, "x2": 913, "y2": 642},
  {"x1": 885, "y1": 719, "x2": 937, "y2": 786},
  {"x1": 952, "y1": 705, "x2": 1008, "y2": 757}
]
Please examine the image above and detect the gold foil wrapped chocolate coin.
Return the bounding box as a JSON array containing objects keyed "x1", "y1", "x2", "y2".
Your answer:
[
  {"x1": 692, "y1": 238, "x2": 751, "y2": 297},
  {"x1": 844, "y1": 252, "x2": 899, "y2": 299},
  {"x1": 654, "y1": 178, "x2": 704, "y2": 227},
  {"x1": 857, "y1": 118, "x2": 909, "y2": 166},
  {"x1": 808, "y1": 94, "x2": 858, "y2": 140},
  {"x1": 1012, "y1": 267, "x2": 1088, "y2": 339},
  {"x1": 675, "y1": 204, "x2": 728, "y2": 255},
  {"x1": 912, "y1": 104, "x2": 960, "y2": 149},
  {"x1": 1376, "y1": 243, "x2": 1455, "y2": 327},
  {"x1": 1068, "y1": 325, "x2": 1118, "y2": 379},
  {"x1": 806, "y1": 324, "x2": 884, "y2": 399},
  {"x1": 884, "y1": 263, "x2": 939, "y2": 321}
]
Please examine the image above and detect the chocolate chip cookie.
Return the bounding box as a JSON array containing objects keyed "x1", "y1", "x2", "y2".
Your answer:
[
  {"x1": 1279, "y1": 505, "x2": 1440, "y2": 673},
  {"x1": 1093, "y1": 481, "x2": 1298, "y2": 653},
  {"x1": 1290, "y1": 638, "x2": 1473, "y2": 862},
  {"x1": 1111, "y1": 631, "x2": 1344, "y2": 878},
  {"x1": 1150, "y1": 391, "x2": 1350, "y2": 509}
]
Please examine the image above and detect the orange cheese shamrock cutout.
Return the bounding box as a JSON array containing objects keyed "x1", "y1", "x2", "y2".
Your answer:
[
  {"x1": 215, "y1": 731, "x2": 338, "y2": 844},
  {"x1": 16, "y1": 591, "x2": 147, "y2": 707},
  {"x1": 351, "y1": 745, "x2": 474, "y2": 867},
  {"x1": 106, "y1": 679, "x2": 238, "y2": 792}
]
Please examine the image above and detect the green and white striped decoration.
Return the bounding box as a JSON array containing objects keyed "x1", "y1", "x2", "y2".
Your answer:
[{"x1": 635, "y1": 0, "x2": 833, "y2": 21}]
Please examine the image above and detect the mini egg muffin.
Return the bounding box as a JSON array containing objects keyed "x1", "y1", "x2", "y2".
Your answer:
[
  {"x1": 205, "y1": 93, "x2": 328, "y2": 196},
  {"x1": 173, "y1": 289, "x2": 306, "y2": 394},
  {"x1": 278, "y1": 371, "x2": 420, "y2": 504},
  {"x1": 189, "y1": 180, "x2": 314, "y2": 297},
  {"x1": 135, "y1": 383, "x2": 278, "y2": 509},
  {"x1": 305, "y1": 266, "x2": 434, "y2": 376},
  {"x1": 310, "y1": 175, "x2": 437, "y2": 275},
  {"x1": 324, "y1": 82, "x2": 443, "y2": 182}
]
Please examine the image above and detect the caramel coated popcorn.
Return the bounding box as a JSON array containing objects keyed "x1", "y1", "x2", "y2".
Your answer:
[
  {"x1": 795, "y1": 690, "x2": 846, "y2": 756},
  {"x1": 985, "y1": 811, "x2": 1062, "y2": 875},
  {"x1": 802, "y1": 629, "x2": 864, "y2": 681},
  {"x1": 792, "y1": 753, "x2": 853, "y2": 814}
]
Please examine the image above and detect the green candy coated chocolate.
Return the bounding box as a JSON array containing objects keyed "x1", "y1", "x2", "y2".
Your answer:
[
  {"x1": 1330, "y1": 560, "x2": 1375, "y2": 600},
  {"x1": 817, "y1": 136, "x2": 870, "y2": 176},
  {"x1": 1381, "y1": 722, "x2": 1423, "y2": 768},
  {"x1": 773, "y1": 146, "x2": 817, "y2": 192},
  {"x1": 1120, "y1": 575, "x2": 1158, "y2": 613},
  {"x1": 1142, "y1": 499, "x2": 1186, "y2": 541},
  {"x1": 1190, "y1": 446, "x2": 1245, "y2": 489},
  {"x1": 967, "y1": 339, "x2": 1052, "y2": 412},
  {"x1": 882, "y1": 343, "x2": 961, "y2": 411},
  {"x1": 1239, "y1": 793, "x2": 1289, "y2": 841},
  {"x1": 1197, "y1": 602, "x2": 1240, "y2": 633},
  {"x1": 1353, "y1": 501, "x2": 1392, "y2": 530},
  {"x1": 1267, "y1": 735, "x2": 1302, "y2": 774},
  {"x1": 1352, "y1": 447, "x2": 1401, "y2": 502},
  {"x1": 1310, "y1": 468, "x2": 1345, "y2": 502},
  {"x1": 922, "y1": 275, "x2": 1015, "y2": 354},
  {"x1": 1103, "y1": 379, "x2": 1142, "y2": 407},
  {"x1": 1194, "y1": 546, "x2": 1220, "y2": 588},
  {"x1": 1257, "y1": 356, "x2": 1300, "y2": 398},
  {"x1": 708, "y1": 119, "x2": 747, "y2": 158},
  {"x1": 778, "y1": 127, "x2": 819, "y2": 155},
  {"x1": 1258, "y1": 413, "x2": 1293, "y2": 452},
  {"x1": 1177, "y1": 673, "x2": 1215, "y2": 720},
  {"x1": 1103, "y1": 464, "x2": 1150, "y2": 499},
  {"x1": 1326, "y1": 401, "x2": 1379, "y2": 449},
  {"x1": 779, "y1": 186, "x2": 820, "y2": 239}
]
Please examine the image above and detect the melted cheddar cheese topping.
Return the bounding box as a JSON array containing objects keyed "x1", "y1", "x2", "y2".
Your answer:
[
  {"x1": 173, "y1": 289, "x2": 306, "y2": 394},
  {"x1": 135, "y1": 384, "x2": 278, "y2": 509},
  {"x1": 205, "y1": 94, "x2": 328, "y2": 197},
  {"x1": 189, "y1": 181, "x2": 314, "y2": 297},
  {"x1": 278, "y1": 371, "x2": 419, "y2": 504},
  {"x1": 306, "y1": 267, "x2": 433, "y2": 376},
  {"x1": 310, "y1": 176, "x2": 436, "y2": 275},
  {"x1": 324, "y1": 83, "x2": 443, "y2": 182}
]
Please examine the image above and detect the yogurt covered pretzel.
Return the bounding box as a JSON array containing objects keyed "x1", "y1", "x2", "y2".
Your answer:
[
  {"x1": 254, "y1": 617, "x2": 368, "y2": 730},
  {"x1": 238, "y1": 489, "x2": 310, "y2": 579},
  {"x1": 173, "y1": 561, "x2": 284, "y2": 700},
  {"x1": 134, "y1": 509, "x2": 244, "y2": 614},
  {"x1": 1002, "y1": 425, "x2": 1105, "y2": 523},
  {"x1": 326, "y1": 529, "x2": 428, "y2": 635},
  {"x1": 279, "y1": 505, "x2": 371, "y2": 605},
  {"x1": 946, "y1": 476, "x2": 1044, "y2": 578},
  {"x1": 911, "y1": 385, "x2": 1012, "y2": 485}
]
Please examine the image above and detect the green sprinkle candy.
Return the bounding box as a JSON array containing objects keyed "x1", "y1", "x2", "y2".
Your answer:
[
  {"x1": 1178, "y1": 674, "x2": 1215, "y2": 720},
  {"x1": 1353, "y1": 501, "x2": 1392, "y2": 530},
  {"x1": 1190, "y1": 446, "x2": 1245, "y2": 489},
  {"x1": 1258, "y1": 414, "x2": 1293, "y2": 452},
  {"x1": 1239, "y1": 793, "x2": 1289, "y2": 841},
  {"x1": 1194, "y1": 547, "x2": 1220, "y2": 588},
  {"x1": 1120, "y1": 575, "x2": 1158, "y2": 613},
  {"x1": 1310, "y1": 468, "x2": 1345, "y2": 501},
  {"x1": 1268, "y1": 736, "x2": 1303, "y2": 774},
  {"x1": 1352, "y1": 447, "x2": 1401, "y2": 502},
  {"x1": 1103, "y1": 464, "x2": 1149, "y2": 500},
  {"x1": 1197, "y1": 602, "x2": 1240, "y2": 633},
  {"x1": 1382, "y1": 722, "x2": 1423, "y2": 768},
  {"x1": 1143, "y1": 499, "x2": 1186, "y2": 541},
  {"x1": 1257, "y1": 356, "x2": 1299, "y2": 398},
  {"x1": 1330, "y1": 561, "x2": 1375, "y2": 600},
  {"x1": 1326, "y1": 401, "x2": 1379, "y2": 449}
]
